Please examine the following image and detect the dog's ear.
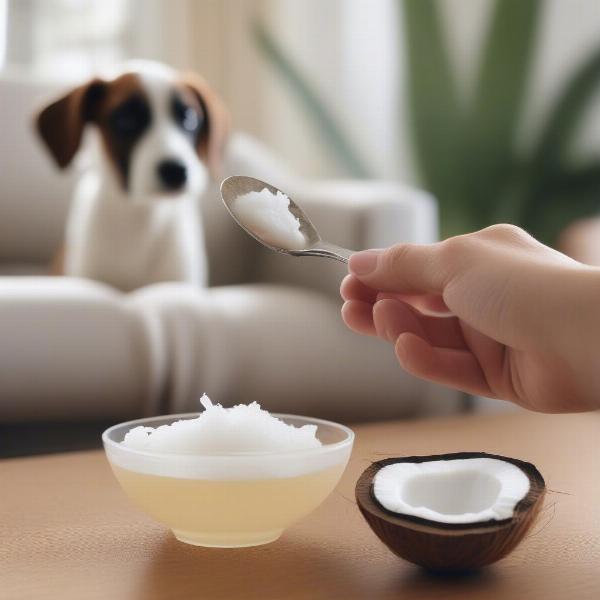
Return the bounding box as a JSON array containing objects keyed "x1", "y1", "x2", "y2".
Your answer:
[
  {"x1": 180, "y1": 73, "x2": 230, "y2": 179},
  {"x1": 35, "y1": 79, "x2": 106, "y2": 169}
]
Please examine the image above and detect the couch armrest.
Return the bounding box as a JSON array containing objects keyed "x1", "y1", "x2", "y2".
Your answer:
[
  {"x1": 294, "y1": 180, "x2": 438, "y2": 247},
  {"x1": 0, "y1": 278, "x2": 165, "y2": 422},
  {"x1": 252, "y1": 180, "x2": 438, "y2": 298}
]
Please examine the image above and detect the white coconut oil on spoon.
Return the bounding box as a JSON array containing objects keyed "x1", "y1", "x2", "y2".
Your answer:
[{"x1": 221, "y1": 176, "x2": 353, "y2": 263}]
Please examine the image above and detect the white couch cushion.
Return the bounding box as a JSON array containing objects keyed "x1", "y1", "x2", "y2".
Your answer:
[
  {"x1": 0, "y1": 277, "x2": 165, "y2": 421},
  {"x1": 131, "y1": 283, "x2": 460, "y2": 421}
]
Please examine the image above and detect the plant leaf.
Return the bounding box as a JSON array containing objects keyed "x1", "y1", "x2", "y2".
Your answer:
[
  {"x1": 531, "y1": 46, "x2": 600, "y2": 173},
  {"x1": 553, "y1": 161, "x2": 600, "y2": 194},
  {"x1": 465, "y1": 0, "x2": 540, "y2": 225},
  {"x1": 403, "y1": 0, "x2": 467, "y2": 226},
  {"x1": 252, "y1": 19, "x2": 372, "y2": 178},
  {"x1": 523, "y1": 161, "x2": 600, "y2": 243},
  {"x1": 521, "y1": 45, "x2": 600, "y2": 229},
  {"x1": 530, "y1": 189, "x2": 600, "y2": 245}
]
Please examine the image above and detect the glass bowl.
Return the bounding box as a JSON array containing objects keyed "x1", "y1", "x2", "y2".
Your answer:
[{"x1": 102, "y1": 413, "x2": 354, "y2": 548}]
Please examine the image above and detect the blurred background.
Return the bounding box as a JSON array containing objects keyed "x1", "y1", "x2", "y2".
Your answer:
[
  {"x1": 2, "y1": 0, "x2": 600, "y2": 456},
  {"x1": 4, "y1": 0, "x2": 600, "y2": 243}
]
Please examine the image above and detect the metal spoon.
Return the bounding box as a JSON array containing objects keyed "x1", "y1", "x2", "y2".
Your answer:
[{"x1": 220, "y1": 176, "x2": 353, "y2": 263}]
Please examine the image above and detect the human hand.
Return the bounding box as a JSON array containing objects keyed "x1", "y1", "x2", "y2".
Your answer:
[{"x1": 341, "y1": 225, "x2": 600, "y2": 413}]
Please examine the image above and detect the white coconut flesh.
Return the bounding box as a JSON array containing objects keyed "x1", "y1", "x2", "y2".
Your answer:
[{"x1": 373, "y1": 458, "x2": 531, "y2": 525}]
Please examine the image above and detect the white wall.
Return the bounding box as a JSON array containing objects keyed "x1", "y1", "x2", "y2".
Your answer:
[{"x1": 261, "y1": 0, "x2": 409, "y2": 181}]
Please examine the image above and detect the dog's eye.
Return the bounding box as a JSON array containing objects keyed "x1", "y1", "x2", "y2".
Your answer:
[
  {"x1": 112, "y1": 114, "x2": 139, "y2": 134},
  {"x1": 109, "y1": 98, "x2": 151, "y2": 137},
  {"x1": 173, "y1": 97, "x2": 201, "y2": 133}
]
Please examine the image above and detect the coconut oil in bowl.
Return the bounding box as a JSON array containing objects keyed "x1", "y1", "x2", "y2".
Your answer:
[{"x1": 103, "y1": 402, "x2": 353, "y2": 547}]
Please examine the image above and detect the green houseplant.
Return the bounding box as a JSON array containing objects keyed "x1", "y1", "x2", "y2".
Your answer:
[{"x1": 254, "y1": 0, "x2": 600, "y2": 244}]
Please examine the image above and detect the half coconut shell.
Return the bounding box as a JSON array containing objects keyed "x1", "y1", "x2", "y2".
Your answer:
[{"x1": 356, "y1": 452, "x2": 545, "y2": 572}]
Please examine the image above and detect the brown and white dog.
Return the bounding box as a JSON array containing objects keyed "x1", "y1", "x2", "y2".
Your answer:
[{"x1": 36, "y1": 61, "x2": 229, "y2": 291}]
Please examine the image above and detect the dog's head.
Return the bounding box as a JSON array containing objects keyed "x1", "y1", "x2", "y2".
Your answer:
[{"x1": 36, "y1": 62, "x2": 229, "y2": 201}]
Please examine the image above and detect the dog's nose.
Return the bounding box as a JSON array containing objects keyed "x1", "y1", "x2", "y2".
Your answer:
[{"x1": 157, "y1": 160, "x2": 187, "y2": 190}]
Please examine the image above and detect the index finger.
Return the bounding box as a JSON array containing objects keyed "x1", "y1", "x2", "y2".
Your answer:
[{"x1": 348, "y1": 242, "x2": 450, "y2": 294}]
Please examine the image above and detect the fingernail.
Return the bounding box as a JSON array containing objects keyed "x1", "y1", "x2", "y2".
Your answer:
[
  {"x1": 373, "y1": 299, "x2": 393, "y2": 343},
  {"x1": 395, "y1": 334, "x2": 408, "y2": 362},
  {"x1": 349, "y1": 249, "x2": 382, "y2": 276}
]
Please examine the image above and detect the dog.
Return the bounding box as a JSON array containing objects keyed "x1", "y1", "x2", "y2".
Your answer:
[{"x1": 36, "y1": 61, "x2": 229, "y2": 291}]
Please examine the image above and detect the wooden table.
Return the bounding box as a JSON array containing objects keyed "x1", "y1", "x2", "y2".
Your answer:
[{"x1": 1, "y1": 412, "x2": 599, "y2": 600}]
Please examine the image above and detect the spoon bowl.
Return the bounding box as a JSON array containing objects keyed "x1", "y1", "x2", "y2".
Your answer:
[{"x1": 221, "y1": 176, "x2": 353, "y2": 263}]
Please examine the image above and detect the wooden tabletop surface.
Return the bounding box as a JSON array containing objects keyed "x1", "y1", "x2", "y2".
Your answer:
[{"x1": 1, "y1": 411, "x2": 599, "y2": 600}]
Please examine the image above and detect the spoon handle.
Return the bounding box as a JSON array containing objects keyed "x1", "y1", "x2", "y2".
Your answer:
[{"x1": 304, "y1": 242, "x2": 354, "y2": 264}]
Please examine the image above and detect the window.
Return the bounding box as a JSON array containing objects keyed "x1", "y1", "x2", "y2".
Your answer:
[{"x1": 3, "y1": 0, "x2": 132, "y2": 76}]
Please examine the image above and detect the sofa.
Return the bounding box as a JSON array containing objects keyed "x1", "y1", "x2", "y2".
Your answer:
[{"x1": 0, "y1": 74, "x2": 461, "y2": 438}]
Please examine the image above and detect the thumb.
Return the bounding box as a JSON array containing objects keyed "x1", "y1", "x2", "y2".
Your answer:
[{"x1": 348, "y1": 243, "x2": 449, "y2": 294}]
